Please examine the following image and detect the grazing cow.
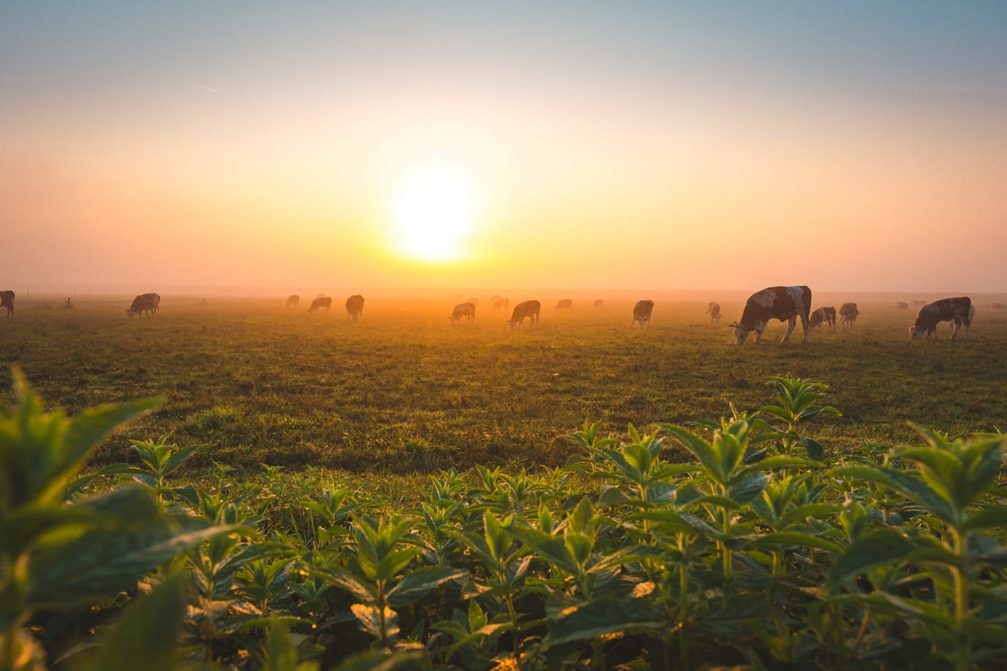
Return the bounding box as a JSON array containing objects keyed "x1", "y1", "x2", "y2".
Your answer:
[
  {"x1": 450, "y1": 302, "x2": 476, "y2": 324},
  {"x1": 809, "y1": 306, "x2": 837, "y2": 330},
  {"x1": 731, "y1": 286, "x2": 812, "y2": 345},
  {"x1": 993, "y1": 303, "x2": 1005, "y2": 309},
  {"x1": 707, "y1": 302, "x2": 721, "y2": 324},
  {"x1": 910, "y1": 297, "x2": 972, "y2": 340},
  {"x1": 509, "y1": 300, "x2": 541, "y2": 329},
  {"x1": 593, "y1": 299, "x2": 604, "y2": 308},
  {"x1": 493, "y1": 297, "x2": 509, "y2": 310},
  {"x1": 127, "y1": 292, "x2": 160, "y2": 318},
  {"x1": 555, "y1": 299, "x2": 573, "y2": 311},
  {"x1": 285, "y1": 295, "x2": 300, "y2": 307},
  {"x1": 896, "y1": 301, "x2": 909, "y2": 310},
  {"x1": 0, "y1": 290, "x2": 14, "y2": 317},
  {"x1": 345, "y1": 294, "x2": 365, "y2": 320},
  {"x1": 632, "y1": 300, "x2": 654, "y2": 328},
  {"x1": 839, "y1": 303, "x2": 859, "y2": 326},
  {"x1": 309, "y1": 296, "x2": 332, "y2": 313}
]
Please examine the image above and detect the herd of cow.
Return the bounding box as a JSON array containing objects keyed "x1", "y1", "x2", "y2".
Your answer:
[{"x1": 0, "y1": 286, "x2": 996, "y2": 343}]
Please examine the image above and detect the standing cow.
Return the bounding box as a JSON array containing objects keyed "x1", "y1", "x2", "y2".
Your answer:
[
  {"x1": 909, "y1": 297, "x2": 972, "y2": 340},
  {"x1": 555, "y1": 299, "x2": 573, "y2": 311},
  {"x1": 896, "y1": 302, "x2": 909, "y2": 310},
  {"x1": 509, "y1": 300, "x2": 541, "y2": 329},
  {"x1": 632, "y1": 300, "x2": 654, "y2": 328},
  {"x1": 731, "y1": 286, "x2": 812, "y2": 345},
  {"x1": 309, "y1": 296, "x2": 332, "y2": 313},
  {"x1": 285, "y1": 295, "x2": 300, "y2": 307},
  {"x1": 450, "y1": 302, "x2": 476, "y2": 324},
  {"x1": 809, "y1": 306, "x2": 837, "y2": 330},
  {"x1": 127, "y1": 292, "x2": 160, "y2": 318},
  {"x1": 346, "y1": 294, "x2": 365, "y2": 320},
  {"x1": 593, "y1": 299, "x2": 604, "y2": 308},
  {"x1": 707, "y1": 302, "x2": 721, "y2": 324},
  {"x1": 839, "y1": 303, "x2": 859, "y2": 326},
  {"x1": 0, "y1": 290, "x2": 14, "y2": 317}
]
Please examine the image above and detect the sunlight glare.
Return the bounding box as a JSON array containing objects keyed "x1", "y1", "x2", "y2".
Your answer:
[{"x1": 393, "y1": 166, "x2": 476, "y2": 262}]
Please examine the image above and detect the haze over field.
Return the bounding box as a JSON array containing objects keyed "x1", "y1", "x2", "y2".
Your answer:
[{"x1": 2, "y1": 1, "x2": 1006, "y2": 294}]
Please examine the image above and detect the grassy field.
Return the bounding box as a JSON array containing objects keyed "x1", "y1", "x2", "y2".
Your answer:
[{"x1": 2, "y1": 293, "x2": 1005, "y2": 474}]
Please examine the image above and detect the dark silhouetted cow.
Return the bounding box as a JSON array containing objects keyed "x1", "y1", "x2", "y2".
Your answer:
[
  {"x1": 839, "y1": 303, "x2": 859, "y2": 326},
  {"x1": 593, "y1": 299, "x2": 604, "y2": 308},
  {"x1": 0, "y1": 290, "x2": 13, "y2": 317},
  {"x1": 910, "y1": 297, "x2": 972, "y2": 340},
  {"x1": 555, "y1": 299, "x2": 572, "y2": 311},
  {"x1": 345, "y1": 294, "x2": 364, "y2": 320},
  {"x1": 285, "y1": 295, "x2": 300, "y2": 307},
  {"x1": 632, "y1": 300, "x2": 654, "y2": 327},
  {"x1": 809, "y1": 306, "x2": 837, "y2": 330},
  {"x1": 509, "y1": 300, "x2": 541, "y2": 329},
  {"x1": 993, "y1": 303, "x2": 1005, "y2": 309},
  {"x1": 127, "y1": 293, "x2": 160, "y2": 318},
  {"x1": 731, "y1": 286, "x2": 812, "y2": 345},
  {"x1": 450, "y1": 302, "x2": 476, "y2": 324},
  {"x1": 707, "y1": 302, "x2": 721, "y2": 324},
  {"x1": 309, "y1": 296, "x2": 332, "y2": 313},
  {"x1": 896, "y1": 301, "x2": 909, "y2": 310}
]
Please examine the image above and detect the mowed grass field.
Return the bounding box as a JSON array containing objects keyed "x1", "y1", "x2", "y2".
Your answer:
[{"x1": 2, "y1": 293, "x2": 1006, "y2": 474}]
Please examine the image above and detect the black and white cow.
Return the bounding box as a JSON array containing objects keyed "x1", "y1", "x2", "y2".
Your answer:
[
  {"x1": 731, "y1": 286, "x2": 812, "y2": 345},
  {"x1": 707, "y1": 302, "x2": 721, "y2": 324},
  {"x1": 0, "y1": 290, "x2": 14, "y2": 317},
  {"x1": 809, "y1": 306, "x2": 836, "y2": 330},
  {"x1": 839, "y1": 303, "x2": 859, "y2": 326},
  {"x1": 909, "y1": 297, "x2": 972, "y2": 340},
  {"x1": 450, "y1": 302, "x2": 476, "y2": 324},
  {"x1": 632, "y1": 300, "x2": 654, "y2": 327},
  {"x1": 509, "y1": 300, "x2": 541, "y2": 329}
]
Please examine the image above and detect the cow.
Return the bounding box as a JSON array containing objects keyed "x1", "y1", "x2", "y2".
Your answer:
[
  {"x1": 839, "y1": 302, "x2": 859, "y2": 326},
  {"x1": 949, "y1": 305, "x2": 976, "y2": 334},
  {"x1": 450, "y1": 302, "x2": 476, "y2": 324},
  {"x1": 285, "y1": 295, "x2": 300, "y2": 307},
  {"x1": 127, "y1": 292, "x2": 160, "y2": 318},
  {"x1": 993, "y1": 303, "x2": 1005, "y2": 309},
  {"x1": 731, "y1": 286, "x2": 812, "y2": 345},
  {"x1": 896, "y1": 301, "x2": 909, "y2": 310},
  {"x1": 493, "y1": 297, "x2": 509, "y2": 310},
  {"x1": 509, "y1": 300, "x2": 541, "y2": 329},
  {"x1": 0, "y1": 290, "x2": 14, "y2": 317},
  {"x1": 809, "y1": 306, "x2": 837, "y2": 330},
  {"x1": 309, "y1": 296, "x2": 332, "y2": 313},
  {"x1": 707, "y1": 302, "x2": 721, "y2": 324},
  {"x1": 346, "y1": 294, "x2": 365, "y2": 320},
  {"x1": 593, "y1": 299, "x2": 604, "y2": 308},
  {"x1": 909, "y1": 297, "x2": 972, "y2": 340},
  {"x1": 632, "y1": 300, "x2": 654, "y2": 328},
  {"x1": 555, "y1": 299, "x2": 573, "y2": 311}
]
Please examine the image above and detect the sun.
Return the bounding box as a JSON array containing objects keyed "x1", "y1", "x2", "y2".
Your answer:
[{"x1": 393, "y1": 166, "x2": 476, "y2": 262}]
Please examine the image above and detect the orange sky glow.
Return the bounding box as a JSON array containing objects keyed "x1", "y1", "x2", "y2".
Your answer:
[{"x1": 1, "y1": 3, "x2": 1005, "y2": 295}]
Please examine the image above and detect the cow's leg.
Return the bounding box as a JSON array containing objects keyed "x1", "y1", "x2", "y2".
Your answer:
[
  {"x1": 755, "y1": 322, "x2": 767, "y2": 344},
  {"x1": 950, "y1": 320, "x2": 960, "y2": 340},
  {"x1": 781, "y1": 317, "x2": 796, "y2": 343},
  {"x1": 800, "y1": 312, "x2": 810, "y2": 343}
]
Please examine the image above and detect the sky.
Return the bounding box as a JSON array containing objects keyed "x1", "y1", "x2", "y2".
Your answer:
[{"x1": 1, "y1": 1, "x2": 1005, "y2": 295}]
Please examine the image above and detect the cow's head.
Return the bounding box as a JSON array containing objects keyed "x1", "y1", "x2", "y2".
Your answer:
[
  {"x1": 909, "y1": 324, "x2": 925, "y2": 340},
  {"x1": 730, "y1": 321, "x2": 751, "y2": 345}
]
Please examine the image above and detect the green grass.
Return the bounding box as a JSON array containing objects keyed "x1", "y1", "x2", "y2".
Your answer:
[{"x1": 2, "y1": 295, "x2": 1005, "y2": 473}]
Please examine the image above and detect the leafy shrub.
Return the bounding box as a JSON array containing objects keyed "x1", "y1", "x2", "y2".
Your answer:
[{"x1": 1, "y1": 373, "x2": 1005, "y2": 670}]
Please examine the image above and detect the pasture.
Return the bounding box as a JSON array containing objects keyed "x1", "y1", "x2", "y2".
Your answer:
[{"x1": 2, "y1": 293, "x2": 1005, "y2": 475}]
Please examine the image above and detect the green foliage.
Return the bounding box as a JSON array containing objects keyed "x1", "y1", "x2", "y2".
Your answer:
[{"x1": 3, "y1": 373, "x2": 1007, "y2": 669}]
